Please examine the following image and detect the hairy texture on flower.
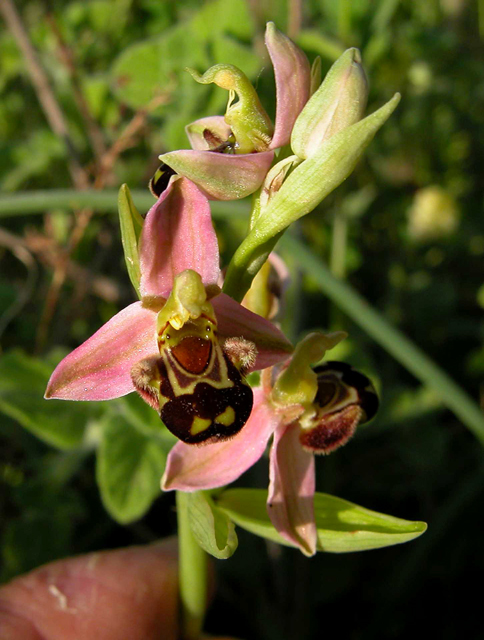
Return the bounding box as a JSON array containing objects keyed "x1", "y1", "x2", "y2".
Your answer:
[
  {"x1": 161, "y1": 331, "x2": 378, "y2": 555},
  {"x1": 46, "y1": 176, "x2": 291, "y2": 454}
]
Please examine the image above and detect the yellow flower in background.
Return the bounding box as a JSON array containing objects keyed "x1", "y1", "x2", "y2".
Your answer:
[{"x1": 407, "y1": 186, "x2": 460, "y2": 241}]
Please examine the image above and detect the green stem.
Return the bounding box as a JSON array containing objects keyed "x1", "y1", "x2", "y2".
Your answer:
[
  {"x1": 329, "y1": 211, "x2": 348, "y2": 329},
  {"x1": 0, "y1": 189, "x2": 248, "y2": 218},
  {"x1": 329, "y1": 211, "x2": 347, "y2": 280},
  {"x1": 176, "y1": 491, "x2": 208, "y2": 640},
  {"x1": 281, "y1": 234, "x2": 484, "y2": 445}
]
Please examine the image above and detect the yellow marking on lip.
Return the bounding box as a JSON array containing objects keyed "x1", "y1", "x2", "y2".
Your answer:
[
  {"x1": 191, "y1": 416, "x2": 212, "y2": 435},
  {"x1": 215, "y1": 406, "x2": 235, "y2": 427}
]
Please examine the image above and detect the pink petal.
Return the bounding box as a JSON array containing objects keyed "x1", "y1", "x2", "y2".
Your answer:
[
  {"x1": 268, "y1": 423, "x2": 317, "y2": 556},
  {"x1": 45, "y1": 302, "x2": 158, "y2": 401},
  {"x1": 158, "y1": 150, "x2": 274, "y2": 201},
  {"x1": 162, "y1": 388, "x2": 278, "y2": 491},
  {"x1": 265, "y1": 22, "x2": 311, "y2": 149},
  {"x1": 139, "y1": 177, "x2": 220, "y2": 298},
  {"x1": 213, "y1": 293, "x2": 293, "y2": 370},
  {"x1": 186, "y1": 116, "x2": 232, "y2": 150}
]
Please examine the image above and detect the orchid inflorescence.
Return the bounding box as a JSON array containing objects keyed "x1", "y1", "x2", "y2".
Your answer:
[{"x1": 45, "y1": 23, "x2": 423, "y2": 559}]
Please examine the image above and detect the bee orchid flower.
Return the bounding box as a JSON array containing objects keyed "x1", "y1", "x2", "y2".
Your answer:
[
  {"x1": 162, "y1": 332, "x2": 379, "y2": 555},
  {"x1": 152, "y1": 22, "x2": 311, "y2": 201},
  {"x1": 45, "y1": 177, "x2": 292, "y2": 445}
]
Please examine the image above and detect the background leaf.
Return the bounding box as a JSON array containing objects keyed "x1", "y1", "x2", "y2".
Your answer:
[
  {"x1": 96, "y1": 414, "x2": 166, "y2": 524},
  {"x1": 0, "y1": 351, "x2": 91, "y2": 449}
]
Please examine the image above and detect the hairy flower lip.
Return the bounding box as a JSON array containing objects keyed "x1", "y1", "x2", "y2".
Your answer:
[
  {"x1": 45, "y1": 178, "x2": 292, "y2": 403},
  {"x1": 162, "y1": 332, "x2": 377, "y2": 556}
]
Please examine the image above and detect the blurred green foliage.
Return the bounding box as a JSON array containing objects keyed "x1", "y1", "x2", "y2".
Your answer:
[{"x1": 1, "y1": 0, "x2": 484, "y2": 638}]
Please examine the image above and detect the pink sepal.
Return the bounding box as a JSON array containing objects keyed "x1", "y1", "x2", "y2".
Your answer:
[
  {"x1": 162, "y1": 388, "x2": 277, "y2": 491},
  {"x1": 45, "y1": 302, "x2": 157, "y2": 401},
  {"x1": 186, "y1": 116, "x2": 232, "y2": 150},
  {"x1": 213, "y1": 293, "x2": 293, "y2": 370},
  {"x1": 139, "y1": 177, "x2": 220, "y2": 298},
  {"x1": 265, "y1": 22, "x2": 311, "y2": 149},
  {"x1": 268, "y1": 423, "x2": 317, "y2": 556},
  {"x1": 158, "y1": 150, "x2": 274, "y2": 201}
]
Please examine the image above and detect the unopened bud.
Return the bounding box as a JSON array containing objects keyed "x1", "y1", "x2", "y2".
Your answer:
[{"x1": 291, "y1": 48, "x2": 368, "y2": 159}]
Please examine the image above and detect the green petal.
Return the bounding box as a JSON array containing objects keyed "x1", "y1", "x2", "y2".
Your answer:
[
  {"x1": 118, "y1": 184, "x2": 144, "y2": 299},
  {"x1": 216, "y1": 488, "x2": 426, "y2": 553}
]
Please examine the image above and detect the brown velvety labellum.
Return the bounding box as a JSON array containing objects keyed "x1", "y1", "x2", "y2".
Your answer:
[
  {"x1": 299, "y1": 404, "x2": 362, "y2": 454},
  {"x1": 171, "y1": 337, "x2": 212, "y2": 375},
  {"x1": 159, "y1": 354, "x2": 253, "y2": 445},
  {"x1": 298, "y1": 361, "x2": 380, "y2": 454}
]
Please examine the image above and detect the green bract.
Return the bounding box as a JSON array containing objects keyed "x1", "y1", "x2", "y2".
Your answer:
[
  {"x1": 186, "y1": 491, "x2": 238, "y2": 560},
  {"x1": 217, "y1": 489, "x2": 427, "y2": 553}
]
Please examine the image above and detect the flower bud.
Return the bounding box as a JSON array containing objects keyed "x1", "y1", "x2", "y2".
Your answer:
[{"x1": 291, "y1": 48, "x2": 369, "y2": 160}]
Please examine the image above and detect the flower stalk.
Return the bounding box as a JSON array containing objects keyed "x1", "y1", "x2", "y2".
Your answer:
[{"x1": 177, "y1": 490, "x2": 208, "y2": 640}]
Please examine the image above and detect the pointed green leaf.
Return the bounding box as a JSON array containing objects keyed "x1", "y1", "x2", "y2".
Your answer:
[
  {"x1": 223, "y1": 94, "x2": 400, "y2": 301},
  {"x1": 186, "y1": 491, "x2": 238, "y2": 560},
  {"x1": 118, "y1": 184, "x2": 143, "y2": 298},
  {"x1": 96, "y1": 415, "x2": 166, "y2": 524},
  {"x1": 216, "y1": 488, "x2": 426, "y2": 553},
  {"x1": 0, "y1": 350, "x2": 91, "y2": 450}
]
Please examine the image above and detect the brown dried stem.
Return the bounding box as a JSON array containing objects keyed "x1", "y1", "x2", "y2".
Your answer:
[
  {"x1": 45, "y1": 11, "x2": 108, "y2": 163},
  {"x1": 0, "y1": 0, "x2": 90, "y2": 191}
]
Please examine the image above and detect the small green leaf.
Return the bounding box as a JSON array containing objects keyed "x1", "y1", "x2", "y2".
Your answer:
[
  {"x1": 96, "y1": 415, "x2": 166, "y2": 524},
  {"x1": 118, "y1": 184, "x2": 143, "y2": 298},
  {"x1": 217, "y1": 489, "x2": 426, "y2": 553},
  {"x1": 0, "y1": 351, "x2": 90, "y2": 450},
  {"x1": 186, "y1": 491, "x2": 238, "y2": 560}
]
